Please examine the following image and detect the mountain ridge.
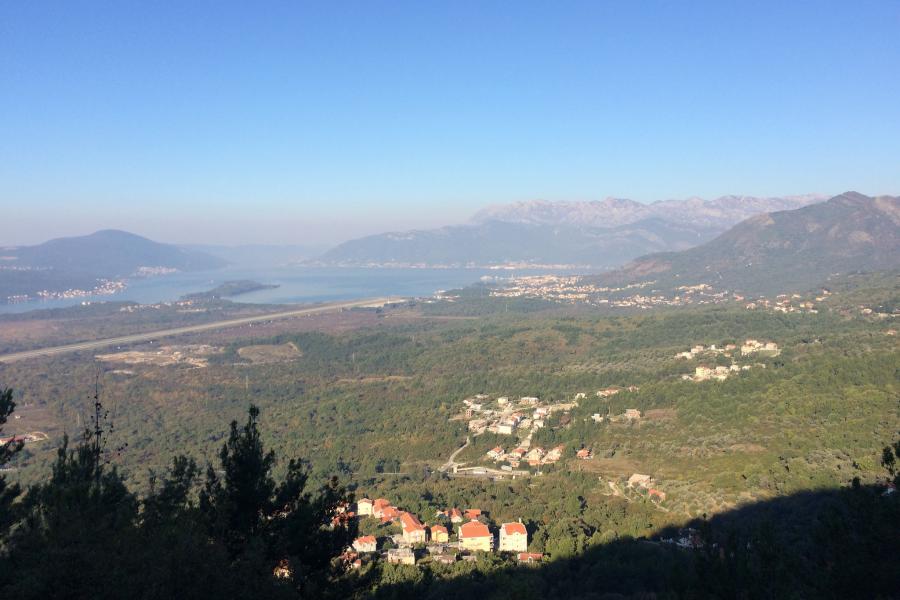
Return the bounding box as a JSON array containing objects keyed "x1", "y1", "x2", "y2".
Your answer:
[
  {"x1": 319, "y1": 194, "x2": 828, "y2": 267},
  {"x1": 471, "y1": 194, "x2": 826, "y2": 229},
  {"x1": 595, "y1": 191, "x2": 900, "y2": 293}
]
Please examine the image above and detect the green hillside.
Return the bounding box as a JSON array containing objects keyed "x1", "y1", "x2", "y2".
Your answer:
[{"x1": 600, "y1": 192, "x2": 900, "y2": 294}]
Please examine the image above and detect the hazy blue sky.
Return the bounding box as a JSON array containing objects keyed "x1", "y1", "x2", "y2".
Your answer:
[{"x1": 2, "y1": 1, "x2": 899, "y2": 246}]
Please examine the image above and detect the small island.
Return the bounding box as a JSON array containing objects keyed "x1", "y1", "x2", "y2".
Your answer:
[{"x1": 180, "y1": 280, "x2": 279, "y2": 302}]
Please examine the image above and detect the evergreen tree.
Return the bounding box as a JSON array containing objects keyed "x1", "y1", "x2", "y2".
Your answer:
[
  {"x1": 0, "y1": 388, "x2": 22, "y2": 540},
  {"x1": 198, "y1": 404, "x2": 356, "y2": 594},
  {"x1": 0, "y1": 398, "x2": 352, "y2": 599}
]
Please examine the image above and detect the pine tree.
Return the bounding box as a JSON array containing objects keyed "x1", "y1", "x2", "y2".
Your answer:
[{"x1": 0, "y1": 388, "x2": 23, "y2": 542}]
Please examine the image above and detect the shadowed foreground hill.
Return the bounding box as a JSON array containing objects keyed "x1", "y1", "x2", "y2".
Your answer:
[
  {"x1": 599, "y1": 192, "x2": 900, "y2": 295},
  {"x1": 361, "y1": 485, "x2": 899, "y2": 600}
]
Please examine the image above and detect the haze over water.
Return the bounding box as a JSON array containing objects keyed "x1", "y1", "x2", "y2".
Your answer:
[{"x1": 0, "y1": 266, "x2": 581, "y2": 315}]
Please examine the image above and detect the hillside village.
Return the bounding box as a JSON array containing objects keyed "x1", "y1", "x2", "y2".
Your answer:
[
  {"x1": 489, "y1": 276, "x2": 738, "y2": 309},
  {"x1": 451, "y1": 394, "x2": 584, "y2": 477},
  {"x1": 485, "y1": 275, "x2": 869, "y2": 317},
  {"x1": 335, "y1": 386, "x2": 692, "y2": 571},
  {"x1": 432, "y1": 338, "x2": 783, "y2": 511},
  {"x1": 676, "y1": 339, "x2": 779, "y2": 382},
  {"x1": 337, "y1": 496, "x2": 540, "y2": 569},
  {"x1": 5, "y1": 278, "x2": 127, "y2": 305}
]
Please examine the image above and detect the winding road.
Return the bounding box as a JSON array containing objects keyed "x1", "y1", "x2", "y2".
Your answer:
[
  {"x1": 0, "y1": 297, "x2": 403, "y2": 364},
  {"x1": 439, "y1": 434, "x2": 477, "y2": 473}
]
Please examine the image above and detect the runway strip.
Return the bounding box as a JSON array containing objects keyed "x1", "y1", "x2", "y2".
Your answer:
[{"x1": 0, "y1": 297, "x2": 401, "y2": 364}]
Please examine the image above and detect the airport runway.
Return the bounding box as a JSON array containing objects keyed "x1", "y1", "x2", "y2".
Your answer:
[{"x1": 0, "y1": 297, "x2": 401, "y2": 364}]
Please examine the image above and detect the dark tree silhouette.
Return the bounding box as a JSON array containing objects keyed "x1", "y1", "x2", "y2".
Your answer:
[
  {"x1": 0, "y1": 398, "x2": 353, "y2": 599},
  {"x1": 0, "y1": 388, "x2": 22, "y2": 540},
  {"x1": 199, "y1": 405, "x2": 356, "y2": 593}
]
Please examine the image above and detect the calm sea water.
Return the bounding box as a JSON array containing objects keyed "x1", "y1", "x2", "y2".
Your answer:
[{"x1": 0, "y1": 266, "x2": 575, "y2": 315}]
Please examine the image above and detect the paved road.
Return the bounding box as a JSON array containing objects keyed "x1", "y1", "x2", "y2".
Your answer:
[
  {"x1": 0, "y1": 297, "x2": 402, "y2": 364},
  {"x1": 439, "y1": 435, "x2": 473, "y2": 473}
]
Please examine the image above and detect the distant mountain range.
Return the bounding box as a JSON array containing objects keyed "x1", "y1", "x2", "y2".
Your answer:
[
  {"x1": 471, "y1": 194, "x2": 825, "y2": 229},
  {"x1": 597, "y1": 192, "x2": 900, "y2": 294},
  {"x1": 0, "y1": 230, "x2": 226, "y2": 301},
  {"x1": 316, "y1": 194, "x2": 826, "y2": 267}
]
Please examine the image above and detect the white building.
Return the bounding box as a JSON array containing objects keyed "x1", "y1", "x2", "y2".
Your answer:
[{"x1": 499, "y1": 522, "x2": 528, "y2": 552}]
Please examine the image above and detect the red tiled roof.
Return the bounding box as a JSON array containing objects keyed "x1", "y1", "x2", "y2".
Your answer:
[
  {"x1": 518, "y1": 552, "x2": 543, "y2": 561},
  {"x1": 355, "y1": 535, "x2": 376, "y2": 544},
  {"x1": 459, "y1": 521, "x2": 491, "y2": 539},
  {"x1": 502, "y1": 522, "x2": 527, "y2": 536},
  {"x1": 400, "y1": 511, "x2": 425, "y2": 532},
  {"x1": 464, "y1": 508, "x2": 482, "y2": 519},
  {"x1": 430, "y1": 524, "x2": 448, "y2": 534}
]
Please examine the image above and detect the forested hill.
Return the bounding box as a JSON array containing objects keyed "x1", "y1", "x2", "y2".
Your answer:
[
  {"x1": 597, "y1": 192, "x2": 900, "y2": 294},
  {"x1": 8, "y1": 229, "x2": 226, "y2": 277},
  {"x1": 1, "y1": 230, "x2": 227, "y2": 300}
]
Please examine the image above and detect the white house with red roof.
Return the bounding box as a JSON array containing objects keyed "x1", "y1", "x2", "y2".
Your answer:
[
  {"x1": 518, "y1": 552, "x2": 543, "y2": 564},
  {"x1": 499, "y1": 522, "x2": 528, "y2": 552},
  {"x1": 400, "y1": 512, "x2": 426, "y2": 544},
  {"x1": 352, "y1": 535, "x2": 377, "y2": 553},
  {"x1": 458, "y1": 520, "x2": 493, "y2": 552}
]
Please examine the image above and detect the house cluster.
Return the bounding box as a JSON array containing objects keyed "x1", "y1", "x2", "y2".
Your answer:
[
  {"x1": 739, "y1": 339, "x2": 780, "y2": 356},
  {"x1": 675, "y1": 339, "x2": 779, "y2": 360},
  {"x1": 485, "y1": 444, "x2": 565, "y2": 468},
  {"x1": 674, "y1": 343, "x2": 737, "y2": 360},
  {"x1": 683, "y1": 364, "x2": 752, "y2": 382},
  {"x1": 461, "y1": 394, "x2": 577, "y2": 438},
  {"x1": 118, "y1": 298, "x2": 199, "y2": 313},
  {"x1": 592, "y1": 408, "x2": 642, "y2": 424},
  {"x1": 676, "y1": 339, "x2": 778, "y2": 382},
  {"x1": 596, "y1": 385, "x2": 639, "y2": 397},
  {"x1": 489, "y1": 275, "x2": 601, "y2": 303},
  {"x1": 745, "y1": 293, "x2": 821, "y2": 314},
  {"x1": 347, "y1": 496, "x2": 537, "y2": 568},
  {"x1": 489, "y1": 276, "x2": 744, "y2": 310},
  {"x1": 11, "y1": 278, "x2": 128, "y2": 304}
]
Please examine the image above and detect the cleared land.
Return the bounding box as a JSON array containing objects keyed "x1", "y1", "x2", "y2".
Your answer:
[{"x1": 237, "y1": 342, "x2": 301, "y2": 364}]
